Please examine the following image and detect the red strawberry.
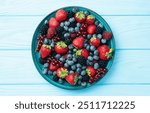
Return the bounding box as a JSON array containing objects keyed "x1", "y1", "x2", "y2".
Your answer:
[
  {"x1": 86, "y1": 15, "x2": 95, "y2": 25},
  {"x1": 90, "y1": 36, "x2": 100, "y2": 47},
  {"x1": 76, "y1": 48, "x2": 89, "y2": 59},
  {"x1": 102, "y1": 31, "x2": 112, "y2": 40},
  {"x1": 54, "y1": 41, "x2": 68, "y2": 54},
  {"x1": 55, "y1": 9, "x2": 68, "y2": 22},
  {"x1": 72, "y1": 36, "x2": 84, "y2": 49},
  {"x1": 97, "y1": 45, "x2": 113, "y2": 60},
  {"x1": 49, "y1": 62, "x2": 58, "y2": 71},
  {"x1": 65, "y1": 73, "x2": 78, "y2": 85},
  {"x1": 75, "y1": 11, "x2": 86, "y2": 23},
  {"x1": 49, "y1": 17, "x2": 59, "y2": 28},
  {"x1": 86, "y1": 66, "x2": 96, "y2": 77},
  {"x1": 47, "y1": 27, "x2": 56, "y2": 39},
  {"x1": 87, "y1": 25, "x2": 96, "y2": 34},
  {"x1": 56, "y1": 67, "x2": 68, "y2": 78},
  {"x1": 40, "y1": 44, "x2": 51, "y2": 58}
]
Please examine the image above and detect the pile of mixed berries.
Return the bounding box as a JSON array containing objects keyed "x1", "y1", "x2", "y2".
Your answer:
[{"x1": 35, "y1": 7, "x2": 114, "y2": 87}]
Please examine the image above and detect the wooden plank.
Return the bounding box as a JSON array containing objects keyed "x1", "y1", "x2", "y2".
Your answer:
[
  {"x1": 0, "y1": 84, "x2": 150, "y2": 96},
  {"x1": 0, "y1": 0, "x2": 150, "y2": 15},
  {"x1": 0, "y1": 50, "x2": 150, "y2": 84},
  {"x1": 0, "y1": 16, "x2": 150, "y2": 49}
]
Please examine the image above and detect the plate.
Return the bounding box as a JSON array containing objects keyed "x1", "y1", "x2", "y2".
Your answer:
[{"x1": 32, "y1": 6, "x2": 115, "y2": 90}]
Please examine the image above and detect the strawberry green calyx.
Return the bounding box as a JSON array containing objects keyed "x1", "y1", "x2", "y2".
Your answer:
[
  {"x1": 59, "y1": 68, "x2": 68, "y2": 78},
  {"x1": 76, "y1": 50, "x2": 82, "y2": 56},
  {"x1": 57, "y1": 41, "x2": 67, "y2": 48},
  {"x1": 86, "y1": 69, "x2": 91, "y2": 76},
  {"x1": 42, "y1": 44, "x2": 51, "y2": 49},
  {"x1": 76, "y1": 11, "x2": 85, "y2": 19},
  {"x1": 90, "y1": 37, "x2": 96, "y2": 41},
  {"x1": 87, "y1": 15, "x2": 95, "y2": 19},
  {"x1": 74, "y1": 75, "x2": 78, "y2": 84},
  {"x1": 105, "y1": 48, "x2": 114, "y2": 59}
]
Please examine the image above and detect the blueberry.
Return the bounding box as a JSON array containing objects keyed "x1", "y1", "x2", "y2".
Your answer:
[
  {"x1": 53, "y1": 75, "x2": 59, "y2": 81},
  {"x1": 68, "y1": 61, "x2": 74, "y2": 66},
  {"x1": 87, "y1": 61, "x2": 93, "y2": 66},
  {"x1": 82, "y1": 66, "x2": 86, "y2": 69},
  {"x1": 64, "y1": 33, "x2": 70, "y2": 37},
  {"x1": 84, "y1": 43, "x2": 88, "y2": 48},
  {"x1": 93, "y1": 55, "x2": 99, "y2": 60},
  {"x1": 90, "y1": 46, "x2": 96, "y2": 51},
  {"x1": 78, "y1": 76, "x2": 82, "y2": 80},
  {"x1": 94, "y1": 50, "x2": 99, "y2": 55},
  {"x1": 60, "y1": 57, "x2": 65, "y2": 62},
  {"x1": 68, "y1": 27, "x2": 74, "y2": 33},
  {"x1": 97, "y1": 34, "x2": 102, "y2": 39},
  {"x1": 75, "y1": 27, "x2": 79, "y2": 32},
  {"x1": 88, "y1": 56, "x2": 93, "y2": 61},
  {"x1": 81, "y1": 82, "x2": 87, "y2": 87},
  {"x1": 84, "y1": 11, "x2": 89, "y2": 16},
  {"x1": 58, "y1": 78, "x2": 64, "y2": 84},
  {"x1": 50, "y1": 43, "x2": 54, "y2": 47},
  {"x1": 87, "y1": 34, "x2": 91, "y2": 39},
  {"x1": 78, "y1": 80, "x2": 81, "y2": 85},
  {"x1": 76, "y1": 23, "x2": 81, "y2": 27},
  {"x1": 53, "y1": 71, "x2": 56, "y2": 76},
  {"x1": 77, "y1": 68, "x2": 81, "y2": 73},
  {"x1": 81, "y1": 70, "x2": 86, "y2": 76},
  {"x1": 55, "y1": 54, "x2": 61, "y2": 59},
  {"x1": 43, "y1": 63, "x2": 49, "y2": 68},
  {"x1": 92, "y1": 34, "x2": 97, "y2": 37},
  {"x1": 64, "y1": 63, "x2": 69, "y2": 68},
  {"x1": 69, "y1": 70, "x2": 74, "y2": 74},
  {"x1": 73, "y1": 48, "x2": 77, "y2": 52},
  {"x1": 60, "y1": 22, "x2": 64, "y2": 27},
  {"x1": 101, "y1": 38, "x2": 107, "y2": 44},
  {"x1": 90, "y1": 52, "x2": 93, "y2": 56},
  {"x1": 64, "y1": 26, "x2": 68, "y2": 31},
  {"x1": 49, "y1": 39, "x2": 52, "y2": 44},
  {"x1": 94, "y1": 63, "x2": 99, "y2": 69},
  {"x1": 86, "y1": 45, "x2": 90, "y2": 50},
  {"x1": 71, "y1": 65, "x2": 76, "y2": 70},
  {"x1": 73, "y1": 57, "x2": 77, "y2": 62},
  {"x1": 65, "y1": 21, "x2": 70, "y2": 26},
  {"x1": 69, "y1": 17, "x2": 75, "y2": 22},
  {"x1": 95, "y1": 21, "x2": 99, "y2": 25},
  {"x1": 48, "y1": 70, "x2": 53, "y2": 75},
  {"x1": 68, "y1": 50, "x2": 72, "y2": 54},
  {"x1": 76, "y1": 63, "x2": 81, "y2": 68},
  {"x1": 42, "y1": 68, "x2": 48, "y2": 74},
  {"x1": 98, "y1": 23, "x2": 103, "y2": 28},
  {"x1": 72, "y1": 7, "x2": 78, "y2": 13},
  {"x1": 67, "y1": 54, "x2": 72, "y2": 60},
  {"x1": 68, "y1": 44, "x2": 73, "y2": 49},
  {"x1": 44, "y1": 38, "x2": 48, "y2": 44}
]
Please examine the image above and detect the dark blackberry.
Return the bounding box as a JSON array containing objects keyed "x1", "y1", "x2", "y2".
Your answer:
[
  {"x1": 58, "y1": 31, "x2": 66, "y2": 40},
  {"x1": 40, "y1": 24, "x2": 49, "y2": 35},
  {"x1": 56, "y1": 26, "x2": 64, "y2": 33},
  {"x1": 69, "y1": 21, "x2": 77, "y2": 28},
  {"x1": 67, "y1": 11, "x2": 75, "y2": 19},
  {"x1": 81, "y1": 75, "x2": 90, "y2": 82},
  {"x1": 99, "y1": 60, "x2": 108, "y2": 68},
  {"x1": 95, "y1": 26, "x2": 103, "y2": 34},
  {"x1": 77, "y1": 56, "x2": 86, "y2": 65},
  {"x1": 53, "y1": 75, "x2": 59, "y2": 82},
  {"x1": 64, "y1": 36, "x2": 72, "y2": 45},
  {"x1": 39, "y1": 57, "x2": 47, "y2": 64}
]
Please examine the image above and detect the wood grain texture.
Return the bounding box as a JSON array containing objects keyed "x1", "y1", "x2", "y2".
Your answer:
[
  {"x1": 0, "y1": 50, "x2": 150, "y2": 84},
  {"x1": 0, "y1": 0, "x2": 150, "y2": 15},
  {"x1": 1, "y1": 16, "x2": 150, "y2": 49}
]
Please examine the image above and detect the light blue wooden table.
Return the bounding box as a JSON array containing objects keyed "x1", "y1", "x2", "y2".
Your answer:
[{"x1": 0, "y1": 0, "x2": 150, "y2": 96}]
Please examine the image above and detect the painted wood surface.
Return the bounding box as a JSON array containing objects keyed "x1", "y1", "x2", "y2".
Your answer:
[{"x1": 0, "y1": 0, "x2": 150, "y2": 95}]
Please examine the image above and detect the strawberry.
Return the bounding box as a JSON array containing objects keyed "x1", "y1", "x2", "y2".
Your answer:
[
  {"x1": 86, "y1": 66, "x2": 96, "y2": 77},
  {"x1": 86, "y1": 15, "x2": 95, "y2": 25},
  {"x1": 49, "y1": 17, "x2": 59, "y2": 28},
  {"x1": 56, "y1": 67, "x2": 68, "y2": 78},
  {"x1": 72, "y1": 36, "x2": 84, "y2": 49},
  {"x1": 90, "y1": 36, "x2": 100, "y2": 47},
  {"x1": 47, "y1": 27, "x2": 56, "y2": 39},
  {"x1": 102, "y1": 31, "x2": 112, "y2": 40},
  {"x1": 87, "y1": 24, "x2": 96, "y2": 34},
  {"x1": 40, "y1": 44, "x2": 51, "y2": 58},
  {"x1": 97, "y1": 45, "x2": 113, "y2": 60},
  {"x1": 55, "y1": 9, "x2": 68, "y2": 22},
  {"x1": 76, "y1": 48, "x2": 89, "y2": 59},
  {"x1": 49, "y1": 62, "x2": 58, "y2": 71},
  {"x1": 65, "y1": 73, "x2": 78, "y2": 85},
  {"x1": 75, "y1": 11, "x2": 86, "y2": 23},
  {"x1": 54, "y1": 41, "x2": 68, "y2": 54}
]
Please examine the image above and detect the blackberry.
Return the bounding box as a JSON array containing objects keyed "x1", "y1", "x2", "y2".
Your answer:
[
  {"x1": 69, "y1": 21, "x2": 77, "y2": 28},
  {"x1": 95, "y1": 26, "x2": 103, "y2": 34},
  {"x1": 58, "y1": 31, "x2": 66, "y2": 40},
  {"x1": 67, "y1": 11, "x2": 75, "y2": 19},
  {"x1": 99, "y1": 60, "x2": 108, "y2": 68},
  {"x1": 40, "y1": 24, "x2": 49, "y2": 35},
  {"x1": 64, "y1": 36, "x2": 72, "y2": 44},
  {"x1": 77, "y1": 56, "x2": 86, "y2": 65},
  {"x1": 81, "y1": 75, "x2": 90, "y2": 82},
  {"x1": 39, "y1": 57, "x2": 47, "y2": 64},
  {"x1": 56, "y1": 26, "x2": 64, "y2": 33},
  {"x1": 53, "y1": 75, "x2": 59, "y2": 82}
]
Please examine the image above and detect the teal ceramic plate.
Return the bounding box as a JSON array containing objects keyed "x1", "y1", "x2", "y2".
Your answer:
[{"x1": 32, "y1": 6, "x2": 115, "y2": 90}]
